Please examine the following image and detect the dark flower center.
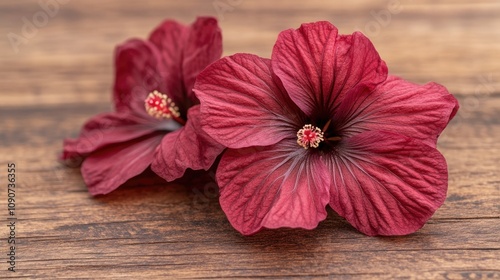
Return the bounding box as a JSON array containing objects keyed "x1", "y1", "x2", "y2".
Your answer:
[{"x1": 296, "y1": 119, "x2": 342, "y2": 150}]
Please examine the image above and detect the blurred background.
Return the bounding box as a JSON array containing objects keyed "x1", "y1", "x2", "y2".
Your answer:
[{"x1": 1, "y1": 0, "x2": 498, "y2": 107}]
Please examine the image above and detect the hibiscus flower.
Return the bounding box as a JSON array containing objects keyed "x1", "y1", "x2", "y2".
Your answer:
[
  {"x1": 61, "y1": 17, "x2": 225, "y2": 195},
  {"x1": 194, "y1": 21, "x2": 459, "y2": 236}
]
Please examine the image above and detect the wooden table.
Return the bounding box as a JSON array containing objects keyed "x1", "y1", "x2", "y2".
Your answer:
[{"x1": 1, "y1": 0, "x2": 499, "y2": 278}]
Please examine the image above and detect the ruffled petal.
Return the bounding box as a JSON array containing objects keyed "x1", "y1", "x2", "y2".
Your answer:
[
  {"x1": 328, "y1": 131, "x2": 448, "y2": 236},
  {"x1": 151, "y1": 106, "x2": 225, "y2": 181},
  {"x1": 195, "y1": 53, "x2": 304, "y2": 149},
  {"x1": 182, "y1": 17, "x2": 222, "y2": 102},
  {"x1": 334, "y1": 76, "x2": 459, "y2": 147},
  {"x1": 113, "y1": 39, "x2": 171, "y2": 116},
  {"x1": 272, "y1": 21, "x2": 387, "y2": 117},
  {"x1": 217, "y1": 142, "x2": 331, "y2": 235},
  {"x1": 81, "y1": 134, "x2": 163, "y2": 195},
  {"x1": 61, "y1": 112, "x2": 158, "y2": 164}
]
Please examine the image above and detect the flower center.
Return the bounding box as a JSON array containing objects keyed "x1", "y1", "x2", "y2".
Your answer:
[
  {"x1": 144, "y1": 90, "x2": 181, "y2": 120},
  {"x1": 297, "y1": 124, "x2": 324, "y2": 149}
]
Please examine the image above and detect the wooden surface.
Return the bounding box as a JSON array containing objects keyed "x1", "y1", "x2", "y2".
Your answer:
[{"x1": 1, "y1": 0, "x2": 499, "y2": 279}]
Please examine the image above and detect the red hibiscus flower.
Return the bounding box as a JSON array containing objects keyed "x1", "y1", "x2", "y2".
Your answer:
[
  {"x1": 194, "y1": 21, "x2": 459, "y2": 236},
  {"x1": 62, "y1": 17, "x2": 225, "y2": 195}
]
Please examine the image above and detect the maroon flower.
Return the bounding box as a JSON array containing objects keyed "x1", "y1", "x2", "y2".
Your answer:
[
  {"x1": 62, "y1": 17, "x2": 225, "y2": 195},
  {"x1": 195, "y1": 21, "x2": 459, "y2": 236}
]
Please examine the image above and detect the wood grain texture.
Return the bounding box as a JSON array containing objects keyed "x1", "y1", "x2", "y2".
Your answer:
[{"x1": 0, "y1": 0, "x2": 499, "y2": 279}]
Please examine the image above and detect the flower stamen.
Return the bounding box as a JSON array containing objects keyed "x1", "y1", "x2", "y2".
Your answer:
[
  {"x1": 145, "y1": 90, "x2": 181, "y2": 120},
  {"x1": 326, "y1": 136, "x2": 342, "y2": 142},
  {"x1": 322, "y1": 119, "x2": 332, "y2": 132},
  {"x1": 297, "y1": 124, "x2": 324, "y2": 149}
]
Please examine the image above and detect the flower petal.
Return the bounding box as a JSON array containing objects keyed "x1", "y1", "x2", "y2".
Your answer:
[
  {"x1": 61, "y1": 112, "x2": 159, "y2": 164},
  {"x1": 81, "y1": 134, "x2": 163, "y2": 195},
  {"x1": 272, "y1": 21, "x2": 388, "y2": 117},
  {"x1": 334, "y1": 76, "x2": 459, "y2": 147},
  {"x1": 195, "y1": 53, "x2": 304, "y2": 149},
  {"x1": 149, "y1": 19, "x2": 187, "y2": 71},
  {"x1": 217, "y1": 142, "x2": 331, "y2": 235},
  {"x1": 148, "y1": 19, "x2": 191, "y2": 112},
  {"x1": 151, "y1": 106, "x2": 225, "y2": 181},
  {"x1": 328, "y1": 131, "x2": 448, "y2": 236},
  {"x1": 113, "y1": 39, "x2": 170, "y2": 116},
  {"x1": 182, "y1": 17, "x2": 223, "y2": 102}
]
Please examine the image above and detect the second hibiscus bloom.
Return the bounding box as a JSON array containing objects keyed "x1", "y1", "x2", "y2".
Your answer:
[{"x1": 62, "y1": 17, "x2": 224, "y2": 195}]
